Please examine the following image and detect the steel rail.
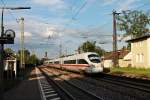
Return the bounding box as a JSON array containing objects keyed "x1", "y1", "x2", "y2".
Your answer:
[
  {"x1": 43, "y1": 68, "x2": 103, "y2": 100},
  {"x1": 38, "y1": 67, "x2": 76, "y2": 100},
  {"x1": 93, "y1": 75, "x2": 150, "y2": 93}
]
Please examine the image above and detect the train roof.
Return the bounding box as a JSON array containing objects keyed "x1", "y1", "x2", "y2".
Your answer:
[{"x1": 46, "y1": 52, "x2": 99, "y2": 62}]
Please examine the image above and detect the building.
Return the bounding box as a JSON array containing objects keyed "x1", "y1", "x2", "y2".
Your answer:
[
  {"x1": 127, "y1": 34, "x2": 150, "y2": 68},
  {"x1": 41, "y1": 52, "x2": 49, "y2": 64},
  {"x1": 103, "y1": 49, "x2": 131, "y2": 68},
  {"x1": 4, "y1": 54, "x2": 17, "y2": 79}
]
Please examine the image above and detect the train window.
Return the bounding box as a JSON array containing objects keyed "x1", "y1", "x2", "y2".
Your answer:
[
  {"x1": 54, "y1": 61, "x2": 59, "y2": 64},
  {"x1": 78, "y1": 59, "x2": 88, "y2": 64},
  {"x1": 64, "y1": 60, "x2": 76, "y2": 64},
  {"x1": 88, "y1": 54, "x2": 100, "y2": 63}
]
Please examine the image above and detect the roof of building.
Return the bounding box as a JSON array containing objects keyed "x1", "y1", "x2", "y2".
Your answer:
[
  {"x1": 126, "y1": 34, "x2": 150, "y2": 42},
  {"x1": 104, "y1": 49, "x2": 130, "y2": 60},
  {"x1": 123, "y1": 52, "x2": 132, "y2": 60},
  {"x1": 5, "y1": 54, "x2": 16, "y2": 60}
]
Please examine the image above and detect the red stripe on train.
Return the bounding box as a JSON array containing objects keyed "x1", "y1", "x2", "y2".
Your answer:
[{"x1": 47, "y1": 64, "x2": 89, "y2": 67}]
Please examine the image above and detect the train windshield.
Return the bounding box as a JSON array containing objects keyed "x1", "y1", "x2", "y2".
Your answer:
[{"x1": 88, "y1": 54, "x2": 100, "y2": 63}]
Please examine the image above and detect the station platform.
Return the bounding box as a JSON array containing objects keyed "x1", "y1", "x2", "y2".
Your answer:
[
  {"x1": 4, "y1": 67, "x2": 62, "y2": 100},
  {"x1": 4, "y1": 67, "x2": 42, "y2": 100}
]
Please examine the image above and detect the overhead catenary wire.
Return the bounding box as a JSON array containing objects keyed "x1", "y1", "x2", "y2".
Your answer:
[
  {"x1": 72, "y1": 0, "x2": 88, "y2": 19},
  {"x1": 0, "y1": 0, "x2": 18, "y2": 24}
]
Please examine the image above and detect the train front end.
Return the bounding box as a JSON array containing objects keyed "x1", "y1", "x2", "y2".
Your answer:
[{"x1": 85, "y1": 53, "x2": 103, "y2": 74}]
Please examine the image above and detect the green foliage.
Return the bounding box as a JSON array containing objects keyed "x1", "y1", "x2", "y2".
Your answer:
[
  {"x1": 17, "y1": 49, "x2": 30, "y2": 63},
  {"x1": 80, "y1": 41, "x2": 96, "y2": 52},
  {"x1": 110, "y1": 67, "x2": 150, "y2": 77},
  {"x1": 4, "y1": 48, "x2": 40, "y2": 66},
  {"x1": 28, "y1": 54, "x2": 39, "y2": 65},
  {"x1": 4, "y1": 48, "x2": 15, "y2": 54},
  {"x1": 95, "y1": 46, "x2": 105, "y2": 56},
  {"x1": 79, "y1": 41, "x2": 105, "y2": 56},
  {"x1": 4, "y1": 48, "x2": 16, "y2": 57},
  {"x1": 117, "y1": 10, "x2": 150, "y2": 38},
  {"x1": 127, "y1": 43, "x2": 131, "y2": 50}
]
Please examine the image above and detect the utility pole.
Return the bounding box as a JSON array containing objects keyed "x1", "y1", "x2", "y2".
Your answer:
[
  {"x1": 19, "y1": 17, "x2": 25, "y2": 76},
  {"x1": 112, "y1": 10, "x2": 120, "y2": 67},
  {"x1": 20, "y1": 17, "x2": 25, "y2": 69},
  {"x1": 0, "y1": 8, "x2": 4, "y2": 100},
  {"x1": 59, "y1": 44, "x2": 62, "y2": 68}
]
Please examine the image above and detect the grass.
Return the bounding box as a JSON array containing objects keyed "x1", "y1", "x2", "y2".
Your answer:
[{"x1": 109, "y1": 67, "x2": 150, "y2": 78}]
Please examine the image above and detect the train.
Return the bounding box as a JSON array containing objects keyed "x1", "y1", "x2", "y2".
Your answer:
[{"x1": 44, "y1": 52, "x2": 104, "y2": 74}]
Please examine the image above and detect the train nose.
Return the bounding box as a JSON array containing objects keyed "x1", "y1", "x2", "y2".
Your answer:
[
  {"x1": 95, "y1": 63, "x2": 102, "y2": 68},
  {"x1": 95, "y1": 64, "x2": 103, "y2": 71},
  {"x1": 90, "y1": 64, "x2": 103, "y2": 73},
  {"x1": 91, "y1": 66, "x2": 103, "y2": 73}
]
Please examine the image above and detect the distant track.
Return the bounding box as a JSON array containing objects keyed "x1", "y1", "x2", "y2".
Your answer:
[{"x1": 94, "y1": 73, "x2": 150, "y2": 93}]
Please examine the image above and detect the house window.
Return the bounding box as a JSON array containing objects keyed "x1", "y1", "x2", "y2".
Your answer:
[
  {"x1": 138, "y1": 54, "x2": 140, "y2": 63},
  {"x1": 136, "y1": 54, "x2": 138, "y2": 63},
  {"x1": 140, "y1": 54, "x2": 144, "y2": 63},
  {"x1": 140, "y1": 54, "x2": 142, "y2": 63}
]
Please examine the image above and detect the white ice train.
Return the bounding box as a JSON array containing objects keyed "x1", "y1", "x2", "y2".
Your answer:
[{"x1": 44, "y1": 52, "x2": 104, "y2": 74}]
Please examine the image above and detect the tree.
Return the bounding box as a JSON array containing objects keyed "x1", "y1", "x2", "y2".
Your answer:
[
  {"x1": 79, "y1": 41, "x2": 96, "y2": 52},
  {"x1": 4, "y1": 48, "x2": 15, "y2": 54},
  {"x1": 28, "y1": 54, "x2": 39, "y2": 65},
  {"x1": 4, "y1": 48, "x2": 16, "y2": 57},
  {"x1": 95, "y1": 46, "x2": 106, "y2": 56},
  {"x1": 78, "y1": 41, "x2": 105, "y2": 56},
  {"x1": 17, "y1": 49, "x2": 30, "y2": 64},
  {"x1": 117, "y1": 10, "x2": 150, "y2": 38}
]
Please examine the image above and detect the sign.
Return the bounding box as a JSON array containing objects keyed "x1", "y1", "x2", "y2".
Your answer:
[{"x1": 0, "y1": 37, "x2": 14, "y2": 44}]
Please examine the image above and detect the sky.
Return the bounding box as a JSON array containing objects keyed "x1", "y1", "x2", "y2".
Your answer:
[{"x1": 0, "y1": 0, "x2": 150, "y2": 59}]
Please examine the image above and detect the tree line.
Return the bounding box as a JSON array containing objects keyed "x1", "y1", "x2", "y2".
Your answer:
[{"x1": 4, "y1": 48, "x2": 40, "y2": 66}]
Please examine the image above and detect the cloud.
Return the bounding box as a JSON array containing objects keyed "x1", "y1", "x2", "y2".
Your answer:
[
  {"x1": 102, "y1": 0, "x2": 138, "y2": 12},
  {"x1": 32, "y1": 0, "x2": 67, "y2": 10},
  {"x1": 43, "y1": 27, "x2": 62, "y2": 39},
  {"x1": 5, "y1": 14, "x2": 113, "y2": 54},
  {"x1": 102, "y1": 0, "x2": 117, "y2": 6},
  {"x1": 15, "y1": 31, "x2": 32, "y2": 38},
  {"x1": 117, "y1": 0, "x2": 137, "y2": 12},
  {"x1": 24, "y1": 31, "x2": 32, "y2": 37}
]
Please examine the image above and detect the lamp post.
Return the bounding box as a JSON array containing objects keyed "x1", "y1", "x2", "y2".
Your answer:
[{"x1": 0, "y1": 6, "x2": 30, "y2": 100}]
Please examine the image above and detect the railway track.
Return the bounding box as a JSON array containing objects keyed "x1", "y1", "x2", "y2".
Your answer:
[
  {"x1": 37, "y1": 67, "x2": 75, "y2": 100},
  {"x1": 99, "y1": 77, "x2": 150, "y2": 92},
  {"x1": 39, "y1": 67, "x2": 103, "y2": 100},
  {"x1": 46, "y1": 66, "x2": 150, "y2": 93},
  {"x1": 44, "y1": 66, "x2": 150, "y2": 100}
]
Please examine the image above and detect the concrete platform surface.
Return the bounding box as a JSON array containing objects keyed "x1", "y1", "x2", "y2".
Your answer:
[{"x1": 4, "y1": 68, "x2": 42, "y2": 100}]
